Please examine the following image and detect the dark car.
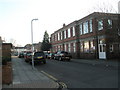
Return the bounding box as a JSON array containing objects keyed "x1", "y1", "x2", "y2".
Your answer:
[
  {"x1": 47, "y1": 53, "x2": 54, "y2": 59},
  {"x1": 54, "y1": 51, "x2": 72, "y2": 61},
  {"x1": 24, "y1": 52, "x2": 32, "y2": 62},
  {"x1": 29, "y1": 51, "x2": 46, "y2": 64},
  {"x1": 18, "y1": 53, "x2": 24, "y2": 58}
]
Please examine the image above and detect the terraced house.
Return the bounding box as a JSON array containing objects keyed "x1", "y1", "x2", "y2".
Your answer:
[{"x1": 50, "y1": 12, "x2": 120, "y2": 60}]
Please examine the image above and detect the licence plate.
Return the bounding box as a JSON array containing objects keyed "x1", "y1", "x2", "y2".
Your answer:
[
  {"x1": 37, "y1": 57, "x2": 42, "y2": 59},
  {"x1": 66, "y1": 57, "x2": 69, "y2": 59}
]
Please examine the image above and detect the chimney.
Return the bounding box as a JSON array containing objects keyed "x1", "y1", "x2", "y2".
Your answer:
[
  {"x1": 118, "y1": 1, "x2": 120, "y2": 13},
  {"x1": 63, "y1": 23, "x2": 66, "y2": 27}
]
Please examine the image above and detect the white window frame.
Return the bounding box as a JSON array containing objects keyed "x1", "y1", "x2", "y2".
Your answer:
[
  {"x1": 108, "y1": 19, "x2": 112, "y2": 29},
  {"x1": 73, "y1": 27, "x2": 75, "y2": 36},
  {"x1": 89, "y1": 20, "x2": 93, "y2": 32},
  {"x1": 64, "y1": 30, "x2": 66, "y2": 39},
  {"x1": 98, "y1": 20, "x2": 103, "y2": 30},
  {"x1": 68, "y1": 28, "x2": 71, "y2": 38},
  {"x1": 73, "y1": 42, "x2": 76, "y2": 52},
  {"x1": 68, "y1": 43, "x2": 71, "y2": 52},
  {"x1": 83, "y1": 21, "x2": 88, "y2": 34},
  {"x1": 58, "y1": 33, "x2": 60, "y2": 41},
  {"x1": 80, "y1": 23, "x2": 82, "y2": 35}
]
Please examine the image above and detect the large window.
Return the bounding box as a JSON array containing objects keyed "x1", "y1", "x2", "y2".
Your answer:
[
  {"x1": 68, "y1": 28, "x2": 71, "y2": 38},
  {"x1": 98, "y1": 20, "x2": 103, "y2": 30},
  {"x1": 80, "y1": 24, "x2": 83, "y2": 35},
  {"x1": 83, "y1": 21, "x2": 88, "y2": 34},
  {"x1": 80, "y1": 42, "x2": 84, "y2": 52},
  {"x1": 90, "y1": 40, "x2": 95, "y2": 53},
  {"x1": 58, "y1": 33, "x2": 60, "y2": 41},
  {"x1": 64, "y1": 44, "x2": 66, "y2": 51},
  {"x1": 84, "y1": 41, "x2": 89, "y2": 53},
  {"x1": 108, "y1": 19, "x2": 112, "y2": 29},
  {"x1": 60, "y1": 32, "x2": 63, "y2": 40},
  {"x1": 68, "y1": 43, "x2": 71, "y2": 52},
  {"x1": 89, "y1": 20, "x2": 93, "y2": 32},
  {"x1": 73, "y1": 43, "x2": 76, "y2": 52},
  {"x1": 73, "y1": 27, "x2": 75, "y2": 36},
  {"x1": 64, "y1": 30, "x2": 66, "y2": 39}
]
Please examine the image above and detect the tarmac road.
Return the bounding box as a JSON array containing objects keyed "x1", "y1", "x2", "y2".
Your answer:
[{"x1": 35, "y1": 59, "x2": 118, "y2": 89}]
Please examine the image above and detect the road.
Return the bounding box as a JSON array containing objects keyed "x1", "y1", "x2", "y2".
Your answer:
[{"x1": 33, "y1": 59, "x2": 118, "y2": 89}]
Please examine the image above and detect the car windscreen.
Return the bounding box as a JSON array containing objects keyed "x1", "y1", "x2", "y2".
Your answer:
[
  {"x1": 34, "y1": 52, "x2": 44, "y2": 56},
  {"x1": 61, "y1": 51, "x2": 68, "y2": 54}
]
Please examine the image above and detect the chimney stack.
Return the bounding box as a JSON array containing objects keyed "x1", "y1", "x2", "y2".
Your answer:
[{"x1": 63, "y1": 23, "x2": 66, "y2": 27}]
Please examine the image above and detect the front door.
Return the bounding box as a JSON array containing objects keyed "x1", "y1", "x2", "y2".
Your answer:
[{"x1": 98, "y1": 44, "x2": 106, "y2": 59}]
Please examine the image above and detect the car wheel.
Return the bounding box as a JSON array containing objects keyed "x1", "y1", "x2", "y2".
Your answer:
[
  {"x1": 29, "y1": 61, "x2": 32, "y2": 65},
  {"x1": 43, "y1": 60, "x2": 46, "y2": 64},
  {"x1": 67, "y1": 58, "x2": 71, "y2": 61}
]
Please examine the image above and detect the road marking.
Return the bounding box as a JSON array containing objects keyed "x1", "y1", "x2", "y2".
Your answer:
[
  {"x1": 41, "y1": 71, "x2": 68, "y2": 89},
  {"x1": 41, "y1": 71, "x2": 58, "y2": 81},
  {"x1": 59, "y1": 82, "x2": 68, "y2": 88}
]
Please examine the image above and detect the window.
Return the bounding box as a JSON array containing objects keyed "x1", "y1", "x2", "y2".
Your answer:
[
  {"x1": 58, "y1": 33, "x2": 60, "y2": 41},
  {"x1": 83, "y1": 21, "x2": 88, "y2": 34},
  {"x1": 68, "y1": 43, "x2": 71, "y2": 52},
  {"x1": 90, "y1": 40, "x2": 95, "y2": 53},
  {"x1": 84, "y1": 41, "x2": 89, "y2": 53},
  {"x1": 110, "y1": 44, "x2": 113, "y2": 52},
  {"x1": 80, "y1": 42, "x2": 84, "y2": 52},
  {"x1": 98, "y1": 20, "x2": 103, "y2": 30},
  {"x1": 60, "y1": 32, "x2": 63, "y2": 40},
  {"x1": 108, "y1": 19, "x2": 112, "y2": 29},
  {"x1": 68, "y1": 28, "x2": 71, "y2": 38},
  {"x1": 55, "y1": 34, "x2": 56, "y2": 41},
  {"x1": 64, "y1": 44, "x2": 67, "y2": 51},
  {"x1": 73, "y1": 43, "x2": 76, "y2": 52},
  {"x1": 89, "y1": 20, "x2": 93, "y2": 32},
  {"x1": 64, "y1": 30, "x2": 66, "y2": 39},
  {"x1": 80, "y1": 24, "x2": 83, "y2": 35},
  {"x1": 73, "y1": 27, "x2": 75, "y2": 36}
]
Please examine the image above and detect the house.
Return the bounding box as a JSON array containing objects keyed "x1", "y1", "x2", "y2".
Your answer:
[
  {"x1": 50, "y1": 12, "x2": 120, "y2": 60},
  {"x1": 24, "y1": 42, "x2": 42, "y2": 52}
]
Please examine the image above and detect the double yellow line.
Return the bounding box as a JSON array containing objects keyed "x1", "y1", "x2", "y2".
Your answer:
[{"x1": 41, "y1": 71, "x2": 67, "y2": 88}]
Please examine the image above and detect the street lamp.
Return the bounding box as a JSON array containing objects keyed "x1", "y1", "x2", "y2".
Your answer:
[{"x1": 31, "y1": 18, "x2": 38, "y2": 69}]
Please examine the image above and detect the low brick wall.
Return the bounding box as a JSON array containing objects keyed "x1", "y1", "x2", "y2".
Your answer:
[{"x1": 2, "y1": 62, "x2": 12, "y2": 85}]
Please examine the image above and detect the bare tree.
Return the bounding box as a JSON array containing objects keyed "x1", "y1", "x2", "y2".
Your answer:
[
  {"x1": 10, "y1": 38, "x2": 16, "y2": 46},
  {"x1": 88, "y1": 2, "x2": 117, "y2": 14}
]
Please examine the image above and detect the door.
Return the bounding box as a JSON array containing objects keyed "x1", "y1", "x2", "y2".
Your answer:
[{"x1": 98, "y1": 44, "x2": 106, "y2": 59}]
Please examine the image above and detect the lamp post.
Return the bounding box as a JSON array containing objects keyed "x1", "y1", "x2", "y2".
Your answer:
[{"x1": 31, "y1": 18, "x2": 38, "y2": 69}]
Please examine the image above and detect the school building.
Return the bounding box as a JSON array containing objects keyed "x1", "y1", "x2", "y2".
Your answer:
[{"x1": 50, "y1": 12, "x2": 120, "y2": 60}]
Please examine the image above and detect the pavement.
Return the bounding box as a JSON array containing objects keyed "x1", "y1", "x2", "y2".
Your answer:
[
  {"x1": 71, "y1": 58, "x2": 119, "y2": 69},
  {"x1": 2, "y1": 56, "x2": 59, "y2": 89}
]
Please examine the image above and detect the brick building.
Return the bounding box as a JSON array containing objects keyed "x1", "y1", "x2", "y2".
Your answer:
[{"x1": 50, "y1": 12, "x2": 120, "y2": 60}]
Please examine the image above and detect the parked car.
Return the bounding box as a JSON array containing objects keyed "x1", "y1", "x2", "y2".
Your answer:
[
  {"x1": 54, "y1": 51, "x2": 72, "y2": 61},
  {"x1": 24, "y1": 52, "x2": 32, "y2": 62},
  {"x1": 29, "y1": 51, "x2": 46, "y2": 64},
  {"x1": 18, "y1": 53, "x2": 24, "y2": 58},
  {"x1": 47, "y1": 53, "x2": 54, "y2": 59}
]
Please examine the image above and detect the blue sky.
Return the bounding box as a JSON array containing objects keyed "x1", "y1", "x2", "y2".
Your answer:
[{"x1": 0, "y1": 0, "x2": 119, "y2": 46}]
